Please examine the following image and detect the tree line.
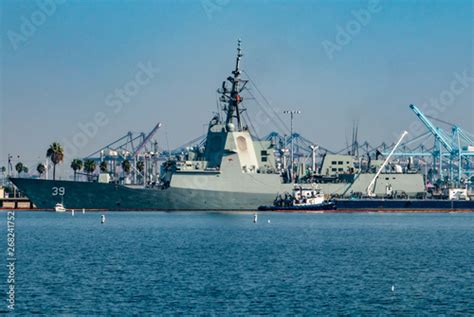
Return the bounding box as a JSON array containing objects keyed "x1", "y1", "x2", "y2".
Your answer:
[{"x1": 10, "y1": 142, "x2": 138, "y2": 181}]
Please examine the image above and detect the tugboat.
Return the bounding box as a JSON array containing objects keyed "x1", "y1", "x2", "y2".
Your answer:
[{"x1": 258, "y1": 185, "x2": 336, "y2": 211}]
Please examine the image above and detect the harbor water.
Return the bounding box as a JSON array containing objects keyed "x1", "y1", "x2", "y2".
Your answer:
[{"x1": 1, "y1": 211, "x2": 473, "y2": 314}]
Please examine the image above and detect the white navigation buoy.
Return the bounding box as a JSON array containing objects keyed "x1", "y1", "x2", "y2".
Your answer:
[
  {"x1": 253, "y1": 213, "x2": 258, "y2": 223},
  {"x1": 71, "y1": 209, "x2": 75, "y2": 216},
  {"x1": 391, "y1": 285, "x2": 395, "y2": 292},
  {"x1": 101, "y1": 215, "x2": 106, "y2": 224},
  {"x1": 267, "y1": 219, "x2": 271, "y2": 224},
  {"x1": 82, "y1": 208, "x2": 85, "y2": 214}
]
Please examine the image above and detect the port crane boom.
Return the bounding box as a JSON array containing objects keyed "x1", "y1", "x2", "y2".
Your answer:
[
  {"x1": 408, "y1": 104, "x2": 474, "y2": 185},
  {"x1": 409, "y1": 104, "x2": 454, "y2": 153},
  {"x1": 132, "y1": 122, "x2": 162, "y2": 158},
  {"x1": 367, "y1": 131, "x2": 408, "y2": 197}
]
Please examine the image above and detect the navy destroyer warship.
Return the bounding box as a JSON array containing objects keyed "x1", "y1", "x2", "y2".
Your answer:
[{"x1": 10, "y1": 41, "x2": 426, "y2": 210}]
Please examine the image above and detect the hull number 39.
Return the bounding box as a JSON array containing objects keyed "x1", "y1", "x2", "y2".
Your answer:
[{"x1": 52, "y1": 187, "x2": 65, "y2": 196}]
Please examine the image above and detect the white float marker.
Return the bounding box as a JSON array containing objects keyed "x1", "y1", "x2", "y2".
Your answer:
[
  {"x1": 253, "y1": 213, "x2": 258, "y2": 223},
  {"x1": 391, "y1": 285, "x2": 395, "y2": 292},
  {"x1": 101, "y1": 215, "x2": 106, "y2": 224},
  {"x1": 71, "y1": 209, "x2": 75, "y2": 216},
  {"x1": 267, "y1": 219, "x2": 271, "y2": 224},
  {"x1": 82, "y1": 208, "x2": 85, "y2": 214}
]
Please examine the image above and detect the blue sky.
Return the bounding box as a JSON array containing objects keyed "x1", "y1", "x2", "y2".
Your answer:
[{"x1": 1, "y1": 0, "x2": 473, "y2": 177}]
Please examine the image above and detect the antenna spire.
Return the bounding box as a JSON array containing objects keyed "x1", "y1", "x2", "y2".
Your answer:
[
  {"x1": 234, "y1": 38, "x2": 242, "y2": 76},
  {"x1": 220, "y1": 39, "x2": 248, "y2": 132}
]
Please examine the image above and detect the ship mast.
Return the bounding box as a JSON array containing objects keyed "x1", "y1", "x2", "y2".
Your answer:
[{"x1": 220, "y1": 39, "x2": 248, "y2": 132}]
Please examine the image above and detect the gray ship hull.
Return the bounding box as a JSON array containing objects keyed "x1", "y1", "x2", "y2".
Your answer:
[{"x1": 9, "y1": 178, "x2": 278, "y2": 210}]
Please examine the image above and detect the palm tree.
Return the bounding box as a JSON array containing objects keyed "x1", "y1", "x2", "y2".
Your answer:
[
  {"x1": 136, "y1": 160, "x2": 145, "y2": 183},
  {"x1": 99, "y1": 161, "x2": 108, "y2": 173},
  {"x1": 121, "y1": 159, "x2": 131, "y2": 176},
  {"x1": 71, "y1": 159, "x2": 83, "y2": 181},
  {"x1": 137, "y1": 161, "x2": 144, "y2": 173},
  {"x1": 15, "y1": 162, "x2": 23, "y2": 176},
  {"x1": 46, "y1": 142, "x2": 64, "y2": 180},
  {"x1": 36, "y1": 163, "x2": 46, "y2": 178},
  {"x1": 83, "y1": 159, "x2": 96, "y2": 181},
  {"x1": 22, "y1": 166, "x2": 29, "y2": 174}
]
